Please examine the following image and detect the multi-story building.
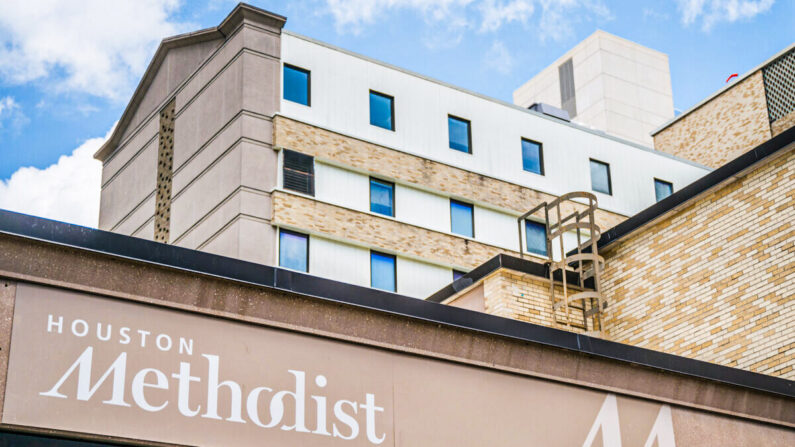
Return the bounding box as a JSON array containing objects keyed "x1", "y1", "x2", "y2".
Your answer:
[
  {"x1": 95, "y1": 4, "x2": 708, "y2": 299},
  {"x1": 653, "y1": 43, "x2": 795, "y2": 168},
  {"x1": 512, "y1": 30, "x2": 675, "y2": 146}
]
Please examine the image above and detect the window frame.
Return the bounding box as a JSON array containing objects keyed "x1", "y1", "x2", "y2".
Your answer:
[
  {"x1": 453, "y1": 269, "x2": 467, "y2": 282},
  {"x1": 283, "y1": 63, "x2": 311, "y2": 106},
  {"x1": 449, "y1": 199, "x2": 475, "y2": 238},
  {"x1": 521, "y1": 138, "x2": 545, "y2": 175},
  {"x1": 524, "y1": 219, "x2": 548, "y2": 257},
  {"x1": 369, "y1": 177, "x2": 395, "y2": 217},
  {"x1": 369, "y1": 90, "x2": 395, "y2": 131},
  {"x1": 589, "y1": 158, "x2": 613, "y2": 196},
  {"x1": 654, "y1": 178, "x2": 674, "y2": 202},
  {"x1": 370, "y1": 250, "x2": 397, "y2": 292},
  {"x1": 278, "y1": 229, "x2": 309, "y2": 273},
  {"x1": 447, "y1": 115, "x2": 472, "y2": 154}
]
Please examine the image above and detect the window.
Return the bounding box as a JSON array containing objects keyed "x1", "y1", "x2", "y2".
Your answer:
[
  {"x1": 589, "y1": 159, "x2": 612, "y2": 195},
  {"x1": 453, "y1": 270, "x2": 466, "y2": 281},
  {"x1": 525, "y1": 220, "x2": 548, "y2": 256},
  {"x1": 369, "y1": 91, "x2": 395, "y2": 131},
  {"x1": 370, "y1": 178, "x2": 394, "y2": 216},
  {"x1": 654, "y1": 179, "x2": 673, "y2": 202},
  {"x1": 521, "y1": 138, "x2": 544, "y2": 175},
  {"x1": 279, "y1": 230, "x2": 308, "y2": 272},
  {"x1": 283, "y1": 149, "x2": 314, "y2": 196},
  {"x1": 450, "y1": 200, "x2": 474, "y2": 237},
  {"x1": 283, "y1": 64, "x2": 310, "y2": 106},
  {"x1": 371, "y1": 251, "x2": 396, "y2": 292},
  {"x1": 448, "y1": 115, "x2": 472, "y2": 153}
]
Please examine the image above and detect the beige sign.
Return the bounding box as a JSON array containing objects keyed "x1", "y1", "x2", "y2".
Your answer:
[{"x1": 1, "y1": 283, "x2": 788, "y2": 446}]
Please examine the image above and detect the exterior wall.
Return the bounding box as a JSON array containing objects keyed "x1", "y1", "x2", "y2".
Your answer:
[
  {"x1": 274, "y1": 116, "x2": 627, "y2": 232},
  {"x1": 601, "y1": 146, "x2": 795, "y2": 378},
  {"x1": 772, "y1": 109, "x2": 795, "y2": 136},
  {"x1": 653, "y1": 71, "x2": 772, "y2": 169},
  {"x1": 513, "y1": 30, "x2": 674, "y2": 146},
  {"x1": 480, "y1": 270, "x2": 589, "y2": 332},
  {"x1": 281, "y1": 34, "x2": 706, "y2": 217}
]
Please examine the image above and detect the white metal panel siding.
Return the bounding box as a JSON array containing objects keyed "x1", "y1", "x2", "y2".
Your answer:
[
  {"x1": 395, "y1": 184, "x2": 449, "y2": 233},
  {"x1": 314, "y1": 162, "x2": 369, "y2": 210},
  {"x1": 308, "y1": 236, "x2": 370, "y2": 287},
  {"x1": 397, "y1": 257, "x2": 453, "y2": 299},
  {"x1": 474, "y1": 206, "x2": 519, "y2": 251},
  {"x1": 280, "y1": 34, "x2": 709, "y2": 217}
]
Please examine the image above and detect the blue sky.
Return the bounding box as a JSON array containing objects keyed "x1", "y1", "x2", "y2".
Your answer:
[{"x1": 0, "y1": 0, "x2": 792, "y2": 226}]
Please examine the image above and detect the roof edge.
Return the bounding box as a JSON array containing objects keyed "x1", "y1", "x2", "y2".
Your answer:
[
  {"x1": 598, "y1": 125, "x2": 795, "y2": 251},
  {"x1": 94, "y1": 3, "x2": 286, "y2": 162}
]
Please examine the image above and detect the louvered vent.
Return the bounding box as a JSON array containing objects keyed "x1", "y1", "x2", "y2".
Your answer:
[
  {"x1": 558, "y1": 58, "x2": 577, "y2": 119},
  {"x1": 762, "y1": 48, "x2": 795, "y2": 123},
  {"x1": 283, "y1": 149, "x2": 314, "y2": 196}
]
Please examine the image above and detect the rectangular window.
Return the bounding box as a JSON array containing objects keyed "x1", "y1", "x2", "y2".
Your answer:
[
  {"x1": 279, "y1": 230, "x2": 308, "y2": 272},
  {"x1": 371, "y1": 251, "x2": 396, "y2": 292},
  {"x1": 589, "y1": 159, "x2": 612, "y2": 195},
  {"x1": 453, "y1": 269, "x2": 466, "y2": 281},
  {"x1": 448, "y1": 115, "x2": 472, "y2": 153},
  {"x1": 521, "y1": 138, "x2": 544, "y2": 175},
  {"x1": 654, "y1": 178, "x2": 673, "y2": 202},
  {"x1": 369, "y1": 90, "x2": 395, "y2": 131},
  {"x1": 525, "y1": 220, "x2": 548, "y2": 256},
  {"x1": 283, "y1": 149, "x2": 314, "y2": 196},
  {"x1": 370, "y1": 178, "x2": 394, "y2": 216},
  {"x1": 283, "y1": 64, "x2": 310, "y2": 106},
  {"x1": 450, "y1": 200, "x2": 474, "y2": 237}
]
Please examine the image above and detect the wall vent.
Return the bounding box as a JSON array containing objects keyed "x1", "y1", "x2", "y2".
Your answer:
[
  {"x1": 762, "y1": 48, "x2": 795, "y2": 123},
  {"x1": 283, "y1": 149, "x2": 315, "y2": 196},
  {"x1": 558, "y1": 58, "x2": 577, "y2": 119}
]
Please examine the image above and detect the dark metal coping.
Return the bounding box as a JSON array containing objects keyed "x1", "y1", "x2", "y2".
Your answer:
[
  {"x1": 596, "y1": 124, "x2": 795, "y2": 251},
  {"x1": 426, "y1": 254, "x2": 591, "y2": 303},
  {"x1": 0, "y1": 210, "x2": 792, "y2": 398}
]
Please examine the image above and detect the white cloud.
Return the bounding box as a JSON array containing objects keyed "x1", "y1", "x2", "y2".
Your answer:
[
  {"x1": 322, "y1": 0, "x2": 610, "y2": 44},
  {"x1": 0, "y1": 125, "x2": 112, "y2": 227},
  {"x1": 0, "y1": 0, "x2": 192, "y2": 101},
  {"x1": 484, "y1": 40, "x2": 515, "y2": 74},
  {"x1": 676, "y1": 0, "x2": 774, "y2": 30},
  {"x1": 0, "y1": 96, "x2": 29, "y2": 135}
]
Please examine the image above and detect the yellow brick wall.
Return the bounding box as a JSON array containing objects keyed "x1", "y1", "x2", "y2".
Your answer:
[
  {"x1": 653, "y1": 71, "x2": 772, "y2": 169},
  {"x1": 272, "y1": 190, "x2": 517, "y2": 269},
  {"x1": 273, "y1": 116, "x2": 626, "y2": 230},
  {"x1": 480, "y1": 270, "x2": 591, "y2": 332},
  {"x1": 772, "y1": 109, "x2": 795, "y2": 137},
  {"x1": 600, "y1": 147, "x2": 795, "y2": 378}
]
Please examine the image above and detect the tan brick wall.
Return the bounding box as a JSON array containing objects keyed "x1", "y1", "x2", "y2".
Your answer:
[
  {"x1": 653, "y1": 71, "x2": 772, "y2": 169},
  {"x1": 600, "y1": 147, "x2": 795, "y2": 378},
  {"x1": 272, "y1": 190, "x2": 517, "y2": 269},
  {"x1": 479, "y1": 270, "x2": 591, "y2": 332},
  {"x1": 273, "y1": 116, "x2": 626, "y2": 230},
  {"x1": 772, "y1": 109, "x2": 795, "y2": 137}
]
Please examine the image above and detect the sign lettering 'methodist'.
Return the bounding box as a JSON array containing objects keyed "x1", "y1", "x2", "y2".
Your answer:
[{"x1": 39, "y1": 314, "x2": 387, "y2": 445}]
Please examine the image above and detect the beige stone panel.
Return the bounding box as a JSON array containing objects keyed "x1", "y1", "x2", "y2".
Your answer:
[
  {"x1": 273, "y1": 116, "x2": 626, "y2": 230},
  {"x1": 600, "y1": 147, "x2": 795, "y2": 378},
  {"x1": 131, "y1": 218, "x2": 155, "y2": 241},
  {"x1": 771, "y1": 108, "x2": 795, "y2": 136},
  {"x1": 653, "y1": 71, "x2": 771, "y2": 168},
  {"x1": 102, "y1": 117, "x2": 158, "y2": 186},
  {"x1": 272, "y1": 191, "x2": 516, "y2": 269},
  {"x1": 113, "y1": 194, "x2": 155, "y2": 236},
  {"x1": 98, "y1": 139, "x2": 158, "y2": 230}
]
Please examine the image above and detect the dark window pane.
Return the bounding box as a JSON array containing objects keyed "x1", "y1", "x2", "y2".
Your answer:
[
  {"x1": 655, "y1": 179, "x2": 673, "y2": 202},
  {"x1": 448, "y1": 116, "x2": 471, "y2": 153},
  {"x1": 522, "y1": 139, "x2": 543, "y2": 174},
  {"x1": 370, "y1": 178, "x2": 394, "y2": 216},
  {"x1": 453, "y1": 270, "x2": 466, "y2": 281},
  {"x1": 525, "y1": 220, "x2": 548, "y2": 256},
  {"x1": 371, "y1": 252, "x2": 396, "y2": 292},
  {"x1": 369, "y1": 91, "x2": 394, "y2": 130},
  {"x1": 590, "y1": 159, "x2": 612, "y2": 195},
  {"x1": 279, "y1": 230, "x2": 308, "y2": 272},
  {"x1": 450, "y1": 200, "x2": 474, "y2": 237},
  {"x1": 283, "y1": 64, "x2": 310, "y2": 106}
]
